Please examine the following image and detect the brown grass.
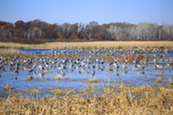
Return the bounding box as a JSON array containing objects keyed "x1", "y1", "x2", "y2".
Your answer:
[
  {"x1": 44, "y1": 41, "x2": 173, "y2": 49},
  {"x1": 3, "y1": 83, "x2": 10, "y2": 91},
  {"x1": 0, "y1": 85, "x2": 173, "y2": 115},
  {"x1": 21, "y1": 88, "x2": 42, "y2": 95},
  {"x1": 156, "y1": 78, "x2": 163, "y2": 83},
  {"x1": 0, "y1": 42, "x2": 36, "y2": 49},
  {"x1": 0, "y1": 48, "x2": 22, "y2": 56},
  {"x1": 1, "y1": 41, "x2": 173, "y2": 49},
  {"x1": 85, "y1": 77, "x2": 103, "y2": 83}
]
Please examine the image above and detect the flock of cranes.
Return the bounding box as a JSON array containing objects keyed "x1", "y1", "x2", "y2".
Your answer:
[{"x1": 0, "y1": 48, "x2": 173, "y2": 81}]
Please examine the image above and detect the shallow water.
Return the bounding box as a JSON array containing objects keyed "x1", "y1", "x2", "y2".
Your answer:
[{"x1": 0, "y1": 49, "x2": 173, "y2": 98}]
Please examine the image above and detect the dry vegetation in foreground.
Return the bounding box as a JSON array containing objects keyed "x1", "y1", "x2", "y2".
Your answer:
[
  {"x1": 0, "y1": 41, "x2": 173, "y2": 49},
  {"x1": 0, "y1": 85, "x2": 173, "y2": 115}
]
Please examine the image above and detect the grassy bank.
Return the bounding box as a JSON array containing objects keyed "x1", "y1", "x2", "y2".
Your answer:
[
  {"x1": 0, "y1": 41, "x2": 173, "y2": 49},
  {"x1": 44, "y1": 41, "x2": 173, "y2": 49},
  {"x1": 0, "y1": 48, "x2": 22, "y2": 56},
  {"x1": 0, "y1": 85, "x2": 173, "y2": 115},
  {"x1": 0, "y1": 42, "x2": 37, "y2": 49}
]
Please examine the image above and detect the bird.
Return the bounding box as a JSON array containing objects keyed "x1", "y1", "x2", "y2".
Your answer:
[
  {"x1": 113, "y1": 63, "x2": 119, "y2": 69},
  {"x1": 15, "y1": 76, "x2": 18, "y2": 80},
  {"x1": 155, "y1": 64, "x2": 163, "y2": 69},
  {"x1": 92, "y1": 70, "x2": 95, "y2": 77},
  {"x1": 122, "y1": 62, "x2": 127, "y2": 69}
]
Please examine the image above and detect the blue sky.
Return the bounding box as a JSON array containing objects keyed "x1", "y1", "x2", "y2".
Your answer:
[{"x1": 0, "y1": 0, "x2": 173, "y2": 25}]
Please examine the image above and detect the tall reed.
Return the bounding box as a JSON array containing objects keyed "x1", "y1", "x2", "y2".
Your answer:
[{"x1": 0, "y1": 85, "x2": 173, "y2": 115}]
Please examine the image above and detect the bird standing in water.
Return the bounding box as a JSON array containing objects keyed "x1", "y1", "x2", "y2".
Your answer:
[{"x1": 92, "y1": 70, "x2": 95, "y2": 77}]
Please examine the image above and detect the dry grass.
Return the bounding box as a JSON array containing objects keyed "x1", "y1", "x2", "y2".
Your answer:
[
  {"x1": 0, "y1": 42, "x2": 37, "y2": 49},
  {"x1": 156, "y1": 78, "x2": 162, "y2": 83},
  {"x1": 0, "y1": 48, "x2": 22, "y2": 56},
  {"x1": 169, "y1": 82, "x2": 173, "y2": 85},
  {"x1": 1, "y1": 41, "x2": 173, "y2": 49},
  {"x1": 44, "y1": 41, "x2": 173, "y2": 49},
  {"x1": 85, "y1": 77, "x2": 103, "y2": 83},
  {"x1": 21, "y1": 89, "x2": 42, "y2": 95},
  {"x1": 3, "y1": 83, "x2": 10, "y2": 91},
  {"x1": 0, "y1": 85, "x2": 173, "y2": 115}
]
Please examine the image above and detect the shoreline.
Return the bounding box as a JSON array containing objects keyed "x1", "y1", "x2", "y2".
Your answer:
[{"x1": 0, "y1": 41, "x2": 173, "y2": 49}]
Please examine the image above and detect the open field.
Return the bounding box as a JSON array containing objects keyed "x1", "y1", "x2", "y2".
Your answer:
[
  {"x1": 0, "y1": 41, "x2": 173, "y2": 49},
  {"x1": 44, "y1": 41, "x2": 173, "y2": 49}
]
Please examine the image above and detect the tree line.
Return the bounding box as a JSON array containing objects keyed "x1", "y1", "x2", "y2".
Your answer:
[{"x1": 0, "y1": 19, "x2": 173, "y2": 43}]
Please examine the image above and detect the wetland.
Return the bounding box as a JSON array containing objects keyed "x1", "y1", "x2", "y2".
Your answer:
[{"x1": 0, "y1": 42, "x2": 173, "y2": 114}]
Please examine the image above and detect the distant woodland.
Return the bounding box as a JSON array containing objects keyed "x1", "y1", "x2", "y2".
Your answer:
[{"x1": 0, "y1": 19, "x2": 173, "y2": 43}]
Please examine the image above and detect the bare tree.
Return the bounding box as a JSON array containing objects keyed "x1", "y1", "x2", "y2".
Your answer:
[{"x1": 85, "y1": 21, "x2": 99, "y2": 39}]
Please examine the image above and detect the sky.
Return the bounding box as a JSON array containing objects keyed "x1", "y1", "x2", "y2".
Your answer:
[{"x1": 0, "y1": 0, "x2": 173, "y2": 25}]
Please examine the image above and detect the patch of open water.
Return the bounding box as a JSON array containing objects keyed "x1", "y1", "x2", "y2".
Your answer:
[{"x1": 0, "y1": 49, "x2": 173, "y2": 98}]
